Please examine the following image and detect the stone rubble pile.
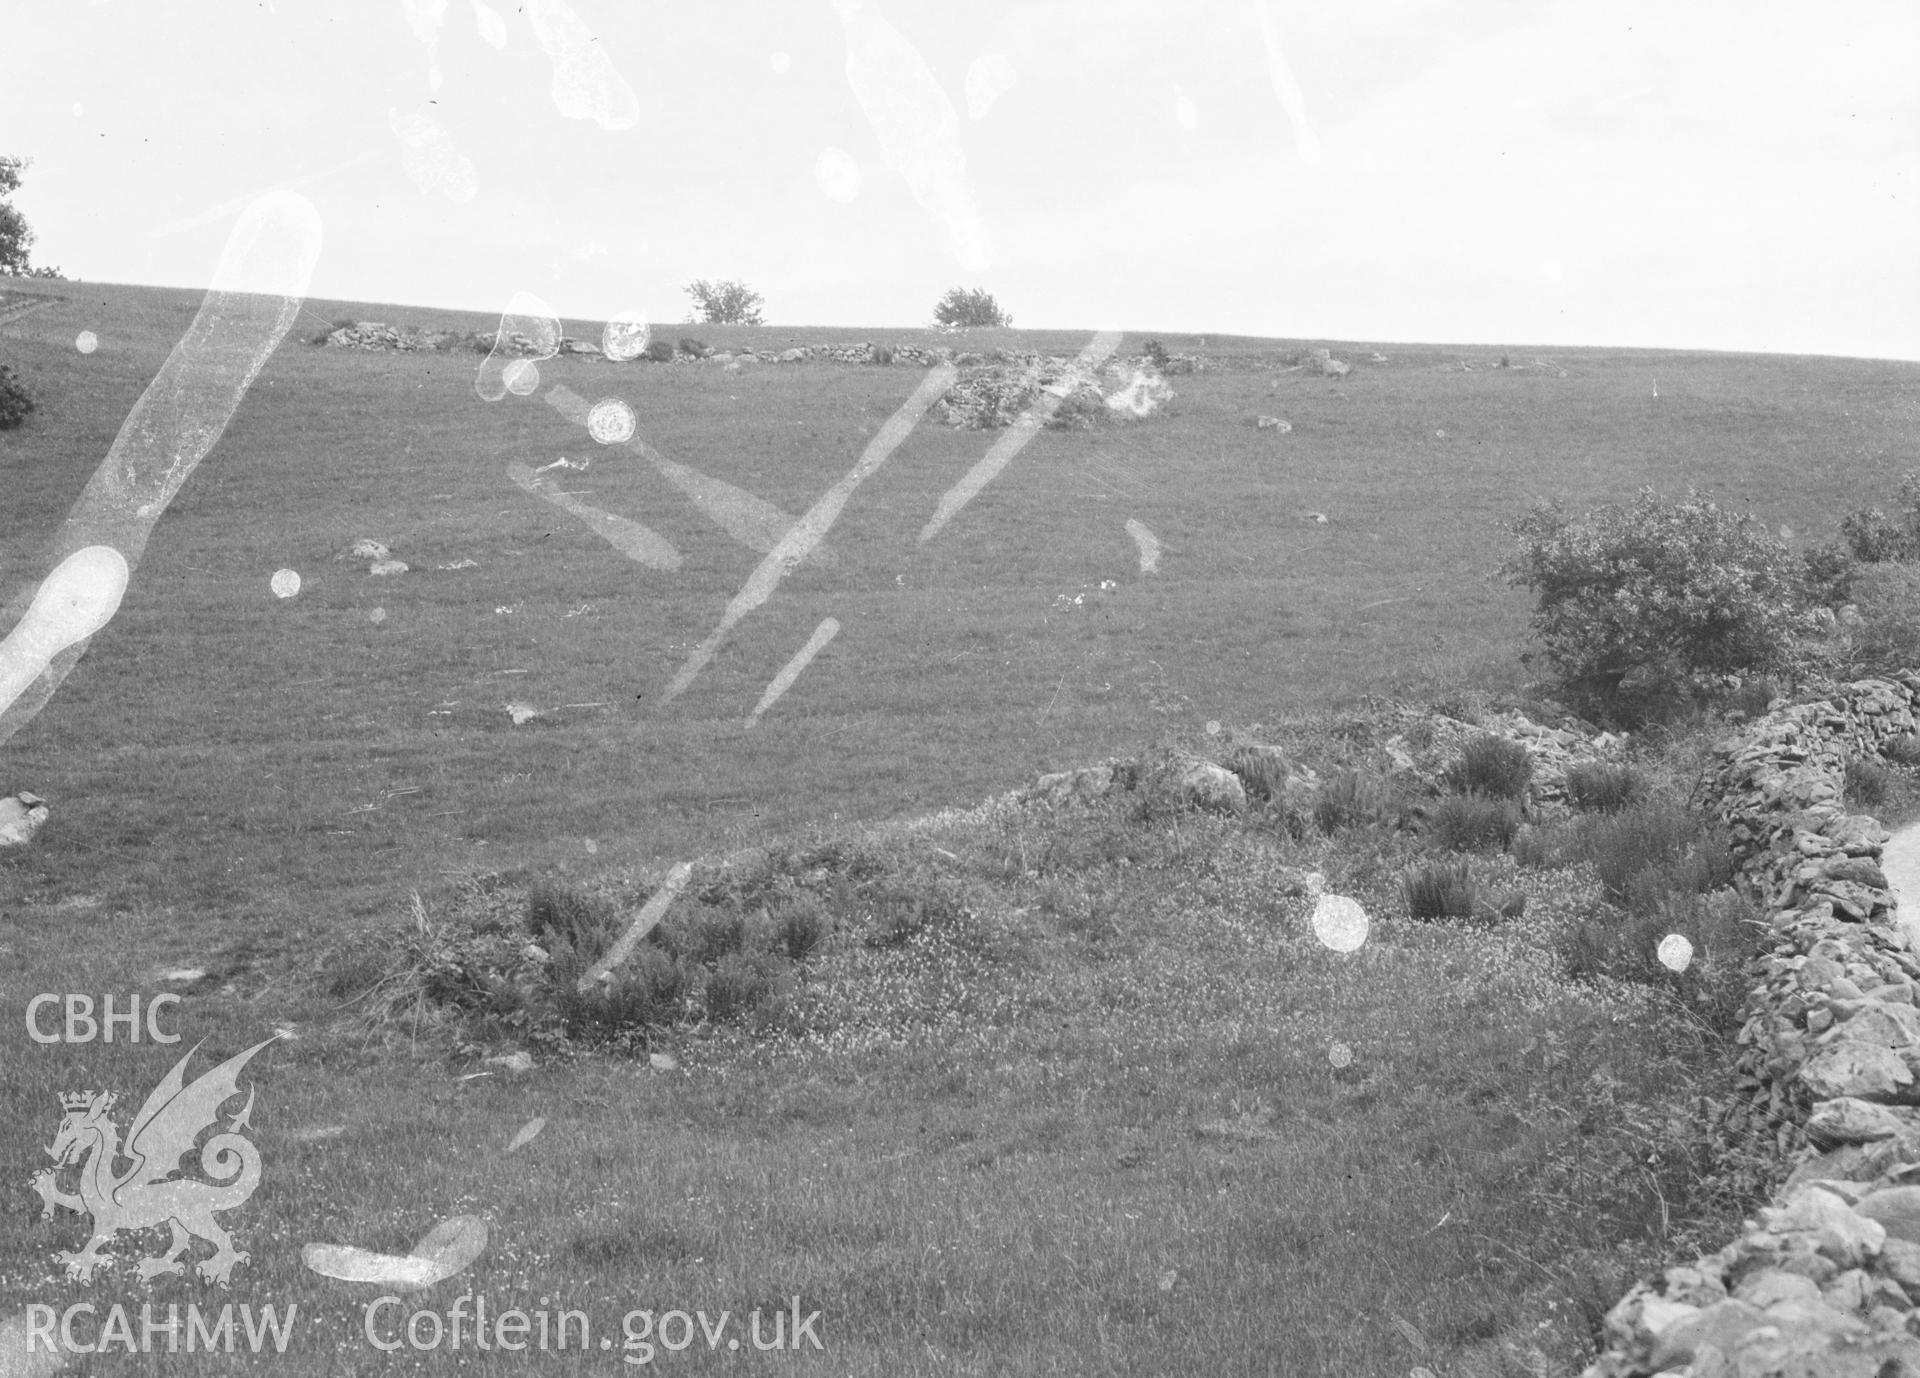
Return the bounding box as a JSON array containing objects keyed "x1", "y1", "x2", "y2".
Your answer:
[
  {"x1": 1379, "y1": 706, "x2": 1628, "y2": 816},
  {"x1": 1583, "y1": 672, "x2": 1920, "y2": 1377}
]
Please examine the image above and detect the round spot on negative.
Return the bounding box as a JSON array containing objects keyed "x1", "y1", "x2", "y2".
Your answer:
[
  {"x1": 815, "y1": 147, "x2": 862, "y2": 203},
  {"x1": 270, "y1": 568, "x2": 301, "y2": 599},
  {"x1": 587, "y1": 398, "x2": 636, "y2": 444},
  {"x1": 1656, "y1": 933, "x2": 1694, "y2": 972},
  {"x1": 1311, "y1": 894, "x2": 1369, "y2": 953},
  {"x1": 602, "y1": 312, "x2": 650, "y2": 361},
  {"x1": 1328, "y1": 1042, "x2": 1354, "y2": 1068},
  {"x1": 503, "y1": 358, "x2": 540, "y2": 396},
  {"x1": 370, "y1": 607, "x2": 388, "y2": 624},
  {"x1": 74, "y1": 330, "x2": 99, "y2": 354}
]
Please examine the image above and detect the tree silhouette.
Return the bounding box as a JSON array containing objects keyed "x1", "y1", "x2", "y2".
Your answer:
[{"x1": 684, "y1": 279, "x2": 765, "y2": 325}]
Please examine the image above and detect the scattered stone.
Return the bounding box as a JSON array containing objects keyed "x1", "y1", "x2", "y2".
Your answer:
[
  {"x1": 0, "y1": 792, "x2": 47, "y2": 847},
  {"x1": 342, "y1": 539, "x2": 389, "y2": 561},
  {"x1": 1255, "y1": 415, "x2": 1292, "y2": 432},
  {"x1": 1172, "y1": 757, "x2": 1246, "y2": 814},
  {"x1": 369, "y1": 559, "x2": 408, "y2": 576}
]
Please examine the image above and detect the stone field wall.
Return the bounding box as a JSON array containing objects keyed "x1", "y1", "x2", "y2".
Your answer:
[{"x1": 1583, "y1": 672, "x2": 1920, "y2": 1375}]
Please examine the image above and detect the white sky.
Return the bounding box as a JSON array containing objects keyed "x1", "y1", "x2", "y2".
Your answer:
[{"x1": 4, "y1": 0, "x2": 1915, "y2": 358}]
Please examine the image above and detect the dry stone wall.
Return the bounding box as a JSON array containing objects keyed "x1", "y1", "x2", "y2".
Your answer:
[{"x1": 1583, "y1": 672, "x2": 1920, "y2": 1376}]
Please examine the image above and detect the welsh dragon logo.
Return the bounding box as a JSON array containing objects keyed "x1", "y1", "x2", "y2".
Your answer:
[{"x1": 29, "y1": 1036, "x2": 278, "y2": 1286}]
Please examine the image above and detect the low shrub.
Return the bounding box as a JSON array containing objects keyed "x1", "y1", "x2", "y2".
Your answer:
[
  {"x1": 1509, "y1": 823, "x2": 1556, "y2": 869},
  {"x1": 1443, "y1": 734, "x2": 1533, "y2": 799},
  {"x1": 1564, "y1": 762, "x2": 1645, "y2": 813},
  {"x1": 0, "y1": 362, "x2": 34, "y2": 430},
  {"x1": 1845, "y1": 757, "x2": 1892, "y2": 810},
  {"x1": 1838, "y1": 474, "x2": 1920, "y2": 563},
  {"x1": 770, "y1": 895, "x2": 832, "y2": 961},
  {"x1": 677, "y1": 336, "x2": 709, "y2": 358},
  {"x1": 1423, "y1": 794, "x2": 1523, "y2": 852},
  {"x1": 1885, "y1": 734, "x2": 1920, "y2": 768},
  {"x1": 1500, "y1": 487, "x2": 1812, "y2": 724},
  {"x1": 703, "y1": 950, "x2": 791, "y2": 1025},
  {"x1": 1225, "y1": 746, "x2": 1294, "y2": 804},
  {"x1": 1560, "y1": 888, "x2": 1766, "y2": 1036},
  {"x1": 1846, "y1": 563, "x2": 1920, "y2": 677},
  {"x1": 1312, "y1": 768, "x2": 1396, "y2": 833},
  {"x1": 643, "y1": 338, "x2": 676, "y2": 363},
  {"x1": 1800, "y1": 543, "x2": 1857, "y2": 608},
  {"x1": 870, "y1": 344, "x2": 895, "y2": 365},
  {"x1": 1402, "y1": 860, "x2": 1479, "y2": 922},
  {"x1": 1563, "y1": 800, "x2": 1731, "y2": 914}
]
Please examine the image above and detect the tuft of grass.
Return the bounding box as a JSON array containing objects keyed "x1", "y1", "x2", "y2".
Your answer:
[
  {"x1": 1443, "y1": 734, "x2": 1533, "y2": 799},
  {"x1": 1312, "y1": 767, "x2": 1396, "y2": 833},
  {"x1": 1401, "y1": 859, "x2": 1479, "y2": 921},
  {"x1": 1423, "y1": 794, "x2": 1523, "y2": 851},
  {"x1": 1846, "y1": 756, "x2": 1892, "y2": 810},
  {"x1": 1562, "y1": 800, "x2": 1731, "y2": 914},
  {"x1": 643, "y1": 337, "x2": 676, "y2": 362},
  {"x1": 1564, "y1": 762, "x2": 1646, "y2": 813},
  {"x1": 677, "y1": 336, "x2": 709, "y2": 358},
  {"x1": 1224, "y1": 745, "x2": 1295, "y2": 804},
  {"x1": 1886, "y1": 734, "x2": 1920, "y2": 768}
]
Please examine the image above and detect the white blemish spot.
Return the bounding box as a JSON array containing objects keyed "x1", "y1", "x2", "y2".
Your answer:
[
  {"x1": 1656, "y1": 933, "x2": 1693, "y2": 972},
  {"x1": 1328, "y1": 1042, "x2": 1353, "y2": 1068},
  {"x1": 270, "y1": 568, "x2": 301, "y2": 598},
  {"x1": 587, "y1": 398, "x2": 636, "y2": 444},
  {"x1": 1205, "y1": 720, "x2": 1221, "y2": 736},
  {"x1": 370, "y1": 607, "x2": 387, "y2": 624},
  {"x1": 1311, "y1": 894, "x2": 1369, "y2": 953},
  {"x1": 503, "y1": 359, "x2": 540, "y2": 396},
  {"x1": 74, "y1": 331, "x2": 98, "y2": 354},
  {"x1": 1125, "y1": 518, "x2": 1161, "y2": 574},
  {"x1": 601, "y1": 311, "x2": 650, "y2": 361},
  {"x1": 815, "y1": 146, "x2": 862, "y2": 203}
]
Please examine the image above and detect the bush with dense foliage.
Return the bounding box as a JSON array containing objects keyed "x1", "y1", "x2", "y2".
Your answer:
[
  {"x1": 1843, "y1": 562, "x2": 1920, "y2": 677},
  {"x1": 1442, "y1": 733, "x2": 1534, "y2": 799},
  {"x1": 684, "y1": 279, "x2": 764, "y2": 325},
  {"x1": 1423, "y1": 794, "x2": 1523, "y2": 851},
  {"x1": 1837, "y1": 473, "x2": 1920, "y2": 563},
  {"x1": 1500, "y1": 488, "x2": 1813, "y2": 723},
  {"x1": 932, "y1": 287, "x2": 1011, "y2": 329},
  {"x1": 0, "y1": 362, "x2": 33, "y2": 429}
]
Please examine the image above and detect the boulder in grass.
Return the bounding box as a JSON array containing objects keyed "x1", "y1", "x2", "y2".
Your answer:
[
  {"x1": 0, "y1": 792, "x2": 47, "y2": 847},
  {"x1": 369, "y1": 559, "x2": 409, "y2": 576},
  {"x1": 341, "y1": 539, "x2": 389, "y2": 561},
  {"x1": 1255, "y1": 415, "x2": 1292, "y2": 432}
]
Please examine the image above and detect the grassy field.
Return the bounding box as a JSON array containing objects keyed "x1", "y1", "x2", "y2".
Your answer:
[{"x1": 3, "y1": 277, "x2": 1920, "y2": 1374}]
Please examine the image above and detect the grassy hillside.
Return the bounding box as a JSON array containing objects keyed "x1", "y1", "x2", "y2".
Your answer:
[
  {"x1": 2, "y1": 279, "x2": 1914, "y2": 930},
  {"x1": 3, "y1": 278, "x2": 1919, "y2": 1374}
]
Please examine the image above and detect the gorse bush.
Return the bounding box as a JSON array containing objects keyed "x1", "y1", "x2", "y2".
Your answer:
[
  {"x1": 1401, "y1": 860, "x2": 1479, "y2": 922},
  {"x1": 643, "y1": 338, "x2": 676, "y2": 363},
  {"x1": 677, "y1": 336, "x2": 708, "y2": 358},
  {"x1": 1442, "y1": 734, "x2": 1533, "y2": 799},
  {"x1": 1423, "y1": 794, "x2": 1523, "y2": 852},
  {"x1": 1500, "y1": 488, "x2": 1812, "y2": 724},
  {"x1": 0, "y1": 362, "x2": 33, "y2": 430},
  {"x1": 1564, "y1": 762, "x2": 1645, "y2": 813}
]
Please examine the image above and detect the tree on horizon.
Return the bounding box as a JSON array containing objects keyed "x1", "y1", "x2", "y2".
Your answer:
[{"x1": 0, "y1": 157, "x2": 59, "y2": 278}]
